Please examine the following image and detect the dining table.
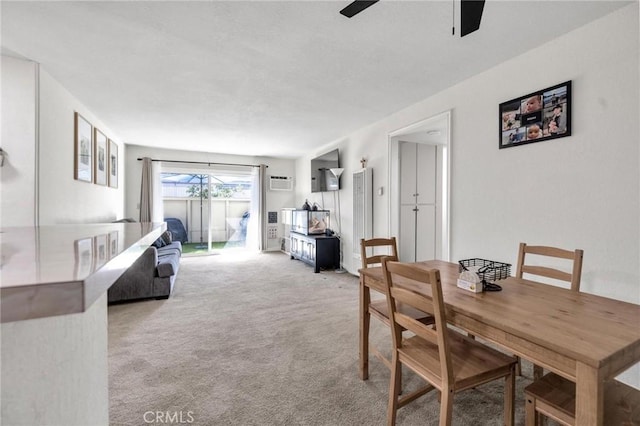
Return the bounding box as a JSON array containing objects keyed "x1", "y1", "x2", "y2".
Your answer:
[{"x1": 359, "y1": 259, "x2": 640, "y2": 426}]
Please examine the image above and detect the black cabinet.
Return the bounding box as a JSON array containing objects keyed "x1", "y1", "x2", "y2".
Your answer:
[{"x1": 290, "y1": 232, "x2": 339, "y2": 273}]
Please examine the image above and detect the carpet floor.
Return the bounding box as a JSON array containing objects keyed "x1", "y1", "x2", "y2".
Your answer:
[{"x1": 108, "y1": 251, "x2": 535, "y2": 425}]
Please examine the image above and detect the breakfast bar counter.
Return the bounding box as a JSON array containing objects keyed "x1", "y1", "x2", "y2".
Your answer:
[{"x1": 0, "y1": 222, "x2": 165, "y2": 323}]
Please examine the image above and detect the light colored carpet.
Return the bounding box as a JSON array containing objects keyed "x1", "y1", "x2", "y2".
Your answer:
[{"x1": 108, "y1": 251, "x2": 534, "y2": 425}]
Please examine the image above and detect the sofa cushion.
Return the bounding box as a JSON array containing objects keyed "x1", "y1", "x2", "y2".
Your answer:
[
  {"x1": 157, "y1": 252, "x2": 180, "y2": 278},
  {"x1": 160, "y1": 230, "x2": 173, "y2": 245},
  {"x1": 152, "y1": 237, "x2": 167, "y2": 249},
  {"x1": 152, "y1": 231, "x2": 174, "y2": 249},
  {"x1": 158, "y1": 241, "x2": 182, "y2": 255}
]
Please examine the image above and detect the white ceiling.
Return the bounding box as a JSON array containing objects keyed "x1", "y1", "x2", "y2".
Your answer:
[{"x1": 1, "y1": 1, "x2": 630, "y2": 159}]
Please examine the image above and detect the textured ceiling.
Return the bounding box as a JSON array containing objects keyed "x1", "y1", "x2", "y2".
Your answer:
[{"x1": 1, "y1": 1, "x2": 630, "y2": 158}]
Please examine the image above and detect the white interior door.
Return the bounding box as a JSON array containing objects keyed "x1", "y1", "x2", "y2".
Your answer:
[
  {"x1": 399, "y1": 204, "x2": 416, "y2": 262},
  {"x1": 400, "y1": 143, "x2": 417, "y2": 205},
  {"x1": 416, "y1": 143, "x2": 437, "y2": 260},
  {"x1": 416, "y1": 143, "x2": 437, "y2": 205},
  {"x1": 389, "y1": 110, "x2": 451, "y2": 262},
  {"x1": 398, "y1": 142, "x2": 438, "y2": 262},
  {"x1": 416, "y1": 204, "x2": 436, "y2": 261}
]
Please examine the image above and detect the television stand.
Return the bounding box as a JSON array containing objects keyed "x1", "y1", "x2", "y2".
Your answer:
[{"x1": 289, "y1": 232, "x2": 339, "y2": 273}]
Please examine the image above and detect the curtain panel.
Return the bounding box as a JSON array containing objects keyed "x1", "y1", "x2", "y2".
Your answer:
[{"x1": 139, "y1": 157, "x2": 163, "y2": 222}]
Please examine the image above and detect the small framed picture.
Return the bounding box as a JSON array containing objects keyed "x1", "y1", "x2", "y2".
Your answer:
[
  {"x1": 74, "y1": 237, "x2": 94, "y2": 279},
  {"x1": 74, "y1": 112, "x2": 93, "y2": 182},
  {"x1": 94, "y1": 128, "x2": 108, "y2": 186},
  {"x1": 108, "y1": 139, "x2": 118, "y2": 188},
  {"x1": 108, "y1": 231, "x2": 119, "y2": 258},
  {"x1": 94, "y1": 234, "x2": 108, "y2": 267}
]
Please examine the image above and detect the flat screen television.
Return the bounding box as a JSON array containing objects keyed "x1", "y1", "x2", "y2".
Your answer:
[{"x1": 310, "y1": 149, "x2": 340, "y2": 193}]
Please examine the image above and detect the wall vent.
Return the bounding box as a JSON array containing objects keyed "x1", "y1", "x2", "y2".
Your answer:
[
  {"x1": 353, "y1": 168, "x2": 373, "y2": 262},
  {"x1": 269, "y1": 176, "x2": 294, "y2": 191}
]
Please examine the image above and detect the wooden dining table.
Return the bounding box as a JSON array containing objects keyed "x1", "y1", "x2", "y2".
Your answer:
[{"x1": 359, "y1": 260, "x2": 640, "y2": 426}]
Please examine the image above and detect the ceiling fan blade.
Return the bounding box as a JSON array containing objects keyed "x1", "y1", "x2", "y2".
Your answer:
[
  {"x1": 339, "y1": 0, "x2": 379, "y2": 18},
  {"x1": 461, "y1": 0, "x2": 485, "y2": 37}
]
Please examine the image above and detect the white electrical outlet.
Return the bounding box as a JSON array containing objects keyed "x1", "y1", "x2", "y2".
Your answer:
[{"x1": 267, "y1": 226, "x2": 278, "y2": 239}]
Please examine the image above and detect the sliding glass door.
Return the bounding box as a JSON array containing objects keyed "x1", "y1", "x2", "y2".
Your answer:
[{"x1": 161, "y1": 167, "x2": 255, "y2": 255}]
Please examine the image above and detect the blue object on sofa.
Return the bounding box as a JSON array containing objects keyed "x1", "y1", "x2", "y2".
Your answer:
[
  {"x1": 108, "y1": 231, "x2": 182, "y2": 303},
  {"x1": 165, "y1": 217, "x2": 188, "y2": 243}
]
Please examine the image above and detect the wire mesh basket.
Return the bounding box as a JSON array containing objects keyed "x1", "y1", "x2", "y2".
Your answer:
[{"x1": 458, "y1": 258, "x2": 511, "y2": 288}]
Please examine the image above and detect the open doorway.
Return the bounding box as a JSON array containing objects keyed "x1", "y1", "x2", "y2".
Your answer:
[
  {"x1": 160, "y1": 168, "x2": 254, "y2": 256},
  {"x1": 388, "y1": 111, "x2": 451, "y2": 262}
]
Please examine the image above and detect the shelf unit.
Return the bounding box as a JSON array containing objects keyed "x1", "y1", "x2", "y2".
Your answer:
[{"x1": 290, "y1": 232, "x2": 340, "y2": 273}]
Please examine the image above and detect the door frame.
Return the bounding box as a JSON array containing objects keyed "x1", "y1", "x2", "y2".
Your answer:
[{"x1": 388, "y1": 110, "x2": 451, "y2": 261}]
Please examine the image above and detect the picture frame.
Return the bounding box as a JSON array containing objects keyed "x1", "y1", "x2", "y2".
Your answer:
[
  {"x1": 499, "y1": 80, "x2": 571, "y2": 149},
  {"x1": 94, "y1": 234, "x2": 108, "y2": 267},
  {"x1": 108, "y1": 231, "x2": 119, "y2": 258},
  {"x1": 94, "y1": 128, "x2": 108, "y2": 186},
  {"x1": 74, "y1": 237, "x2": 94, "y2": 279},
  {"x1": 108, "y1": 139, "x2": 118, "y2": 188},
  {"x1": 74, "y1": 112, "x2": 93, "y2": 182}
]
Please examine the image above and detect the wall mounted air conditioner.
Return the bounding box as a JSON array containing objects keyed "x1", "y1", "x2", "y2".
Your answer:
[{"x1": 269, "y1": 176, "x2": 294, "y2": 191}]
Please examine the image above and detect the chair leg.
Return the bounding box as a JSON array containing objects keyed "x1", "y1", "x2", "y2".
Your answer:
[
  {"x1": 504, "y1": 366, "x2": 516, "y2": 426},
  {"x1": 396, "y1": 339, "x2": 402, "y2": 395},
  {"x1": 516, "y1": 356, "x2": 522, "y2": 376},
  {"x1": 387, "y1": 354, "x2": 401, "y2": 426},
  {"x1": 531, "y1": 364, "x2": 546, "y2": 426},
  {"x1": 525, "y1": 394, "x2": 536, "y2": 426},
  {"x1": 360, "y1": 280, "x2": 371, "y2": 380},
  {"x1": 439, "y1": 388, "x2": 454, "y2": 426}
]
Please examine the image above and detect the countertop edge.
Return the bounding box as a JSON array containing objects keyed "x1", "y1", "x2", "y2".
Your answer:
[{"x1": 0, "y1": 223, "x2": 165, "y2": 323}]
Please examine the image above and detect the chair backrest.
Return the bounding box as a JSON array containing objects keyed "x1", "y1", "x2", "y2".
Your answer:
[
  {"x1": 516, "y1": 243, "x2": 584, "y2": 292},
  {"x1": 360, "y1": 237, "x2": 399, "y2": 269},
  {"x1": 381, "y1": 258, "x2": 453, "y2": 386}
]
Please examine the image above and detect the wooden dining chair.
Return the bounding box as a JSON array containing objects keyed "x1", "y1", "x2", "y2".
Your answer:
[
  {"x1": 360, "y1": 238, "x2": 434, "y2": 378},
  {"x1": 515, "y1": 242, "x2": 584, "y2": 378},
  {"x1": 381, "y1": 257, "x2": 517, "y2": 426},
  {"x1": 524, "y1": 373, "x2": 640, "y2": 426},
  {"x1": 516, "y1": 243, "x2": 584, "y2": 292}
]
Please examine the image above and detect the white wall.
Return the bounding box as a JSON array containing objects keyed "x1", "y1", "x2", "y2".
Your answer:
[
  {"x1": 297, "y1": 3, "x2": 639, "y2": 384},
  {"x1": 124, "y1": 144, "x2": 297, "y2": 249},
  {"x1": 299, "y1": 3, "x2": 639, "y2": 295},
  {"x1": 38, "y1": 69, "x2": 124, "y2": 225},
  {"x1": 1, "y1": 59, "x2": 125, "y2": 425},
  {"x1": 1, "y1": 294, "x2": 109, "y2": 426},
  {"x1": 0, "y1": 58, "x2": 125, "y2": 226},
  {"x1": 445, "y1": 8, "x2": 639, "y2": 303},
  {"x1": 0, "y1": 55, "x2": 37, "y2": 227},
  {"x1": 296, "y1": 3, "x2": 640, "y2": 303}
]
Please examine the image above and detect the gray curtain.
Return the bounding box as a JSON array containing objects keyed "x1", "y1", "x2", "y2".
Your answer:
[{"x1": 139, "y1": 157, "x2": 153, "y2": 222}]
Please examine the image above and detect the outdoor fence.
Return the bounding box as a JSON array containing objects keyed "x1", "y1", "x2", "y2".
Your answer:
[{"x1": 163, "y1": 198, "x2": 251, "y2": 244}]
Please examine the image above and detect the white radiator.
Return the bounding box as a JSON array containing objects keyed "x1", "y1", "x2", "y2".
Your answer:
[{"x1": 353, "y1": 168, "x2": 373, "y2": 262}]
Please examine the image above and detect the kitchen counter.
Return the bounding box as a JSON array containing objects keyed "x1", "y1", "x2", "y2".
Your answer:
[{"x1": 0, "y1": 222, "x2": 165, "y2": 322}]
